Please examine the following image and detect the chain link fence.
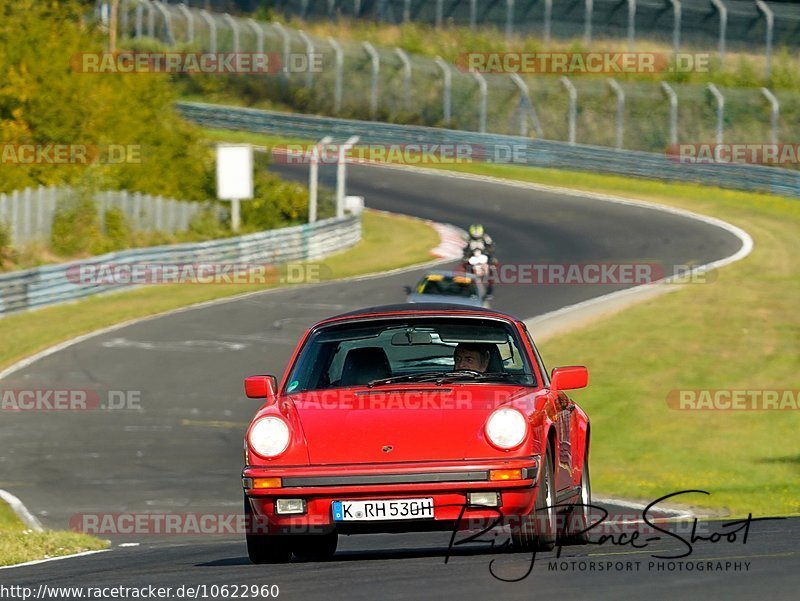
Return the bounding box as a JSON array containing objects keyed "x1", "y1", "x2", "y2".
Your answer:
[
  {"x1": 0, "y1": 186, "x2": 205, "y2": 247},
  {"x1": 115, "y1": 1, "x2": 800, "y2": 159}
]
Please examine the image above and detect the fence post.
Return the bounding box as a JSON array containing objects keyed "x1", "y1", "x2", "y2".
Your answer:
[
  {"x1": 298, "y1": 30, "x2": 315, "y2": 88},
  {"x1": 223, "y1": 13, "x2": 239, "y2": 53},
  {"x1": 470, "y1": 0, "x2": 477, "y2": 29},
  {"x1": 354, "y1": 0, "x2": 361, "y2": 18},
  {"x1": 544, "y1": 0, "x2": 552, "y2": 44},
  {"x1": 36, "y1": 186, "x2": 45, "y2": 237},
  {"x1": 328, "y1": 0, "x2": 337, "y2": 19},
  {"x1": 199, "y1": 10, "x2": 217, "y2": 53},
  {"x1": 248, "y1": 19, "x2": 264, "y2": 53},
  {"x1": 309, "y1": 136, "x2": 333, "y2": 224},
  {"x1": 661, "y1": 81, "x2": 678, "y2": 145},
  {"x1": 177, "y1": 3, "x2": 194, "y2": 43},
  {"x1": 403, "y1": 0, "x2": 411, "y2": 23},
  {"x1": 22, "y1": 188, "x2": 32, "y2": 244},
  {"x1": 121, "y1": 0, "x2": 130, "y2": 38},
  {"x1": 709, "y1": 0, "x2": 727, "y2": 66},
  {"x1": 47, "y1": 186, "x2": 57, "y2": 237},
  {"x1": 435, "y1": 0, "x2": 443, "y2": 28},
  {"x1": 273, "y1": 22, "x2": 291, "y2": 82},
  {"x1": 510, "y1": 73, "x2": 543, "y2": 137},
  {"x1": 435, "y1": 57, "x2": 452, "y2": 126},
  {"x1": 668, "y1": 0, "x2": 682, "y2": 55},
  {"x1": 472, "y1": 71, "x2": 488, "y2": 134},
  {"x1": 153, "y1": 1, "x2": 174, "y2": 44},
  {"x1": 147, "y1": 1, "x2": 155, "y2": 38},
  {"x1": 337, "y1": 136, "x2": 359, "y2": 218},
  {"x1": 135, "y1": 2, "x2": 143, "y2": 39},
  {"x1": 10, "y1": 190, "x2": 19, "y2": 247},
  {"x1": 584, "y1": 0, "x2": 593, "y2": 45},
  {"x1": 560, "y1": 76, "x2": 577, "y2": 145},
  {"x1": 394, "y1": 48, "x2": 412, "y2": 112},
  {"x1": 760, "y1": 87, "x2": 779, "y2": 145},
  {"x1": 706, "y1": 83, "x2": 724, "y2": 145},
  {"x1": 133, "y1": 191, "x2": 143, "y2": 229},
  {"x1": 328, "y1": 37, "x2": 344, "y2": 113},
  {"x1": 608, "y1": 79, "x2": 625, "y2": 149},
  {"x1": 363, "y1": 42, "x2": 380, "y2": 120},
  {"x1": 627, "y1": 0, "x2": 636, "y2": 51},
  {"x1": 755, "y1": 0, "x2": 774, "y2": 79},
  {"x1": 506, "y1": 0, "x2": 515, "y2": 40}
]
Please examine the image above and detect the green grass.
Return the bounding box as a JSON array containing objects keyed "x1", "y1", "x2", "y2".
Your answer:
[
  {"x1": 208, "y1": 127, "x2": 799, "y2": 517},
  {"x1": 0, "y1": 503, "x2": 107, "y2": 567},
  {"x1": 0, "y1": 210, "x2": 439, "y2": 372}
]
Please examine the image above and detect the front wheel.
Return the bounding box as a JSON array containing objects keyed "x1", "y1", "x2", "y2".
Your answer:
[
  {"x1": 562, "y1": 454, "x2": 592, "y2": 543},
  {"x1": 244, "y1": 496, "x2": 292, "y2": 564},
  {"x1": 511, "y1": 447, "x2": 556, "y2": 551}
]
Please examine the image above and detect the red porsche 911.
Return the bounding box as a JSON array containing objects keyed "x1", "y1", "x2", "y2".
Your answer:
[{"x1": 242, "y1": 303, "x2": 591, "y2": 563}]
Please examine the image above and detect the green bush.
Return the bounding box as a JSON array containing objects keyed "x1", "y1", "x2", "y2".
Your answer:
[
  {"x1": 103, "y1": 208, "x2": 131, "y2": 251},
  {"x1": 188, "y1": 206, "x2": 231, "y2": 240},
  {"x1": 50, "y1": 193, "x2": 104, "y2": 256},
  {"x1": 0, "y1": 220, "x2": 10, "y2": 251}
]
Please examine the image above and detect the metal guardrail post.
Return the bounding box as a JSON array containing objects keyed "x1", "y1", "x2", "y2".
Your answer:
[
  {"x1": 248, "y1": 18, "x2": 264, "y2": 53},
  {"x1": 506, "y1": 0, "x2": 515, "y2": 40},
  {"x1": 661, "y1": 81, "x2": 678, "y2": 146},
  {"x1": 760, "y1": 87, "x2": 779, "y2": 145},
  {"x1": 510, "y1": 73, "x2": 543, "y2": 137},
  {"x1": 710, "y1": 0, "x2": 727, "y2": 66},
  {"x1": 329, "y1": 37, "x2": 344, "y2": 113},
  {"x1": 668, "y1": 0, "x2": 682, "y2": 55},
  {"x1": 435, "y1": 57, "x2": 452, "y2": 126},
  {"x1": 560, "y1": 76, "x2": 577, "y2": 145},
  {"x1": 363, "y1": 42, "x2": 380, "y2": 120},
  {"x1": 273, "y1": 22, "x2": 291, "y2": 82},
  {"x1": 394, "y1": 48, "x2": 413, "y2": 112},
  {"x1": 177, "y1": 3, "x2": 194, "y2": 43},
  {"x1": 755, "y1": 0, "x2": 774, "y2": 79},
  {"x1": 436, "y1": 0, "x2": 444, "y2": 28},
  {"x1": 584, "y1": 0, "x2": 593, "y2": 45},
  {"x1": 472, "y1": 71, "x2": 488, "y2": 134},
  {"x1": 199, "y1": 10, "x2": 216, "y2": 53},
  {"x1": 309, "y1": 136, "x2": 333, "y2": 224},
  {"x1": 153, "y1": 1, "x2": 174, "y2": 45},
  {"x1": 627, "y1": 0, "x2": 636, "y2": 51},
  {"x1": 298, "y1": 30, "x2": 315, "y2": 88},
  {"x1": 706, "y1": 83, "x2": 725, "y2": 145},
  {"x1": 608, "y1": 79, "x2": 625, "y2": 149},
  {"x1": 337, "y1": 136, "x2": 359, "y2": 218},
  {"x1": 223, "y1": 13, "x2": 239, "y2": 53},
  {"x1": 544, "y1": 0, "x2": 552, "y2": 44}
]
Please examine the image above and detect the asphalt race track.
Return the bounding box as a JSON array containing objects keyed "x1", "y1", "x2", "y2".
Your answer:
[{"x1": 2, "y1": 164, "x2": 797, "y2": 600}]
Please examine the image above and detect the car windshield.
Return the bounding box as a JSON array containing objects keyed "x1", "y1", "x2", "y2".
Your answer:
[
  {"x1": 418, "y1": 275, "x2": 478, "y2": 298},
  {"x1": 284, "y1": 317, "x2": 536, "y2": 393}
]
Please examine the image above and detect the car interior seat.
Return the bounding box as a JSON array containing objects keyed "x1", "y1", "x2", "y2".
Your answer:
[{"x1": 340, "y1": 347, "x2": 392, "y2": 386}]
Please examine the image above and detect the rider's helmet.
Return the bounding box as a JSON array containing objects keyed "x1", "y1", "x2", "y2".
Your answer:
[{"x1": 468, "y1": 224, "x2": 485, "y2": 239}]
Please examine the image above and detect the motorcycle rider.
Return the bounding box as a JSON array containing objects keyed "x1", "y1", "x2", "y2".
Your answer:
[{"x1": 463, "y1": 224, "x2": 497, "y2": 297}]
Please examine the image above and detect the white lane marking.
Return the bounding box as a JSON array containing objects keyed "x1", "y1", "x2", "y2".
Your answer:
[
  {"x1": 100, "y1": 338, "x2": 248, "y2": 352},
  {"x1": 118, "y1": 543, "x2": 140, "y2": 547},
  {"x1": 0, "y1": 549, "x2": 109, "y2": 571},
  {"x1": 0, "y1": 489, "x2": 43, "y2": 532},
  {"x1": 593, "y1": 495, "x2": 696, "y2": 519}
]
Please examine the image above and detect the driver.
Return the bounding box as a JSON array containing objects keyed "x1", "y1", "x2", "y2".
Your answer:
[{"x1": 453, "y1": 343, "x2": 491, "y2": 373}]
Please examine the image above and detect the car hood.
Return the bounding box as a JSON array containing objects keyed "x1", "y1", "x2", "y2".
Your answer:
[
  {"x1": 407, "y1": 293, "x2": 483, "y2": 307},
  {"x1": 286, "y1": 385, "x2": 537, "y2": 464}
]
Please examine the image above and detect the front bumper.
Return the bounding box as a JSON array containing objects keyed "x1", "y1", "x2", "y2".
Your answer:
[{"x1": 243, "y1": 457, "x2": 539, "y2": 534}]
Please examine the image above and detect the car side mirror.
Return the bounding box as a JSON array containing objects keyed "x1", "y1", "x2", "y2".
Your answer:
[
  {"x1": 244, "y1": 375, "x2": 278, "y2": 399},
  {"x1": 550, "y1": 366, "x2": 588, "y2": 391}
]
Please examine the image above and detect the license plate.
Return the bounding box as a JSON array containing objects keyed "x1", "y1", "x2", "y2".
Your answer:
[{"x1": 332, "y1": 498, "x2": 434, "y2": 522}]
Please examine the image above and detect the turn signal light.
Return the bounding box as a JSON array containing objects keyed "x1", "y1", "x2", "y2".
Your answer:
[
  {"x1": 489, "y1": 469, "x2": 523, "y2": 481},
  {"x1": 252, "y1": 477, "x2": 282, "y2": 489}
]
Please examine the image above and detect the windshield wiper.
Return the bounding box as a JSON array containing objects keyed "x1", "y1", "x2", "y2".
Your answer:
[
  {"x1": 367, "y1": 371, "x2": 447, "y2": 387},
  {"x1": 433, "y1": 371, "x2": 527, "y2": 384}
]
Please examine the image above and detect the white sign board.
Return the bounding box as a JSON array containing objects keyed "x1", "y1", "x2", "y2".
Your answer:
[{"x1": 216, "y1": 144, "x2": 253, "y2": 200}]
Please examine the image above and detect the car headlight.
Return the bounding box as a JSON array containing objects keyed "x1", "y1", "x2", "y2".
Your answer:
[
  {"x1": 485, "y1": 408, "x2": 527, "y2": 449},
  {"x1": 248, "y1": 416, "x2": 290, "y2": 458}
]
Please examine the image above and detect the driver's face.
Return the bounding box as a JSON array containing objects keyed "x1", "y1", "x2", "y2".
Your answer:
[{"x1": 454, "y1": 348, "x2": 488, "y2": 372}]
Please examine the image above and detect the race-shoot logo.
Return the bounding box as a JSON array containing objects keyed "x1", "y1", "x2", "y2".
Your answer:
[
  {"x1": 668, "y1": 143, "x2": 800, "y2": 165},
  {"x1": 0, "y1": 144, "x2": 141, "y2": 165},
  {"x1": 667, "y1": 389, "x2": 799, "y2": 410},
  {"x1": 456, "y1": 52, "x2": 709, "y2": 74},
  {"x1": 72, "y1": 52, "x2": 323, "y2": 74}
]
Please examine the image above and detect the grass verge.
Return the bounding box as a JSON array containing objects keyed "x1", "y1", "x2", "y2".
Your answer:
[
  {"x1": 0, "y1": 502, "x2": 107, "y2": 567},
  {"x1": 0, "y1": 210, "x2": 439, "y2": 372},
  {"x1": 208, "y1": 127, "x2": 799, "y2": 517}
]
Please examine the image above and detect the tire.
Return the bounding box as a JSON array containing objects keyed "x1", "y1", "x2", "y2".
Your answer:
[
  {"x1": 563, "y1": 455, "x2": 592, "y2": 544},
  {"x1": 244, "y1": 496, "x2": 292, "y2": 564},
  {"x1": 512, "y1": 446, "x2": 557, "y2": 552},
  {"x1": 291, "y1": 531, "x2": 338, "y2": 561}
]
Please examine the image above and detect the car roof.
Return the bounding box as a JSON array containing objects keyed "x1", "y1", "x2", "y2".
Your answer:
[{"x1": 319, "y1": 303, "x2": 518, "y2": 325}]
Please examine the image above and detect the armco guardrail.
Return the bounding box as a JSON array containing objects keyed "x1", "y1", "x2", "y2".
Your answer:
[
  {"x1": 176, "y1": 102, "x2": 800, "y2": 199},
  {"x1": 0, "y1": 214, "x2": 360, "y2": 316}
]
